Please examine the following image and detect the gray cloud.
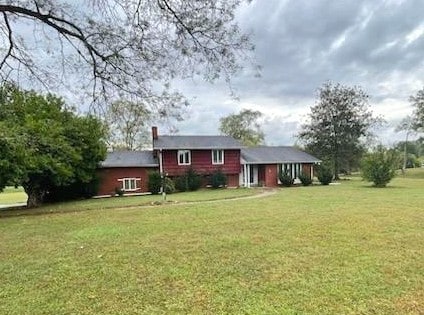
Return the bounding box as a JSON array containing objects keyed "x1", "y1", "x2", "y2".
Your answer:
[{"x1": 170, "y1": 0, "x2": 424, "y2": 145}]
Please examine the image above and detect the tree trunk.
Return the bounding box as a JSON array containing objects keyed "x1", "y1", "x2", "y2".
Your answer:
[
  {"x1": 334, "y1": 158, "x2": 340, "y2": 180},
  {"x1": 333, "y1": 136, "x2": 340, "y2": 180},
  {"x1": 402, "y1": 132, "x2": 409, "y2": 175},
  {"x1": 23, "y1": 183, "x2": 46, "y2": 208}
]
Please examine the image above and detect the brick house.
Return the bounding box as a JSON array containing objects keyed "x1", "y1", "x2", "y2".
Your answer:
[
  {"x1": 97, "y1": 127, "x2": 320, "y2": 195},
  {"x1": 97, "y1": 150, "x2": 158, "y2": 196}
]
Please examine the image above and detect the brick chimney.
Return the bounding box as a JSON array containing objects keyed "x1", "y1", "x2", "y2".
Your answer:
[{"x1": 152, "y1": 126, "x2": 158, "y2": 140}]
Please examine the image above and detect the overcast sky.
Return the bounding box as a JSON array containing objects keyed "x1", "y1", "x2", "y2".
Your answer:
[{"x1": 162, "y1": 0, "x2": 424, "y2": 145}]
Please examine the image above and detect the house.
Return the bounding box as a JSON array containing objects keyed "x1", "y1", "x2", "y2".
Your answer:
[
  {"x1": 97, "y1": 150, "x2": 158, "y2": 196},
  {"x1": 96, "y1": 127, "x2": 320, "y2": 195},
  {"x1": 152, "y1": 127, "x2": 242, "y2": 187}
]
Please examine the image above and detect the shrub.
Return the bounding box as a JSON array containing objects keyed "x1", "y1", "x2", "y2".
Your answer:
[
  {"x1": 298, "y1": 172, "x2": 313, "y2": 186},
  {"x1": 361, "y1": 147, "x2": 399, "y2": 187},
  {"x1": 148, "y1": 172, "x2": 162, "y2": 194},
  {"x1": 278, "y1": 170, "x2": 294, "y2": 187},
  {"x1": 149, "y1": 172, "x2": 176, "y2": 194},
  {"x1": 174, "y1": 175, "x2": 188, "y2": 192},
  {"x1": 115, "y1": 187, "x2": 124, "y2": 196},
  {"x1": 175, "y1": 169, "x2": 202, "y2": 192},
  {"x1": 406, "y1": 153, "x2": 421, "y2": 168},
  {"x1": 317, "y1": 164, "x2": 333, "y2": 185},
  {"x1": 186, "y1": 168, "x2": 201, "y2": 191},
  {"x1": 210, "y1": 169, "x2": 227, "y2": 188},
  {"x1": 44, "y1": 177, "x2": 100, "y2": 202},
  {"x1": 164, "y1": 177, "x2": 176, "y2": 194}
]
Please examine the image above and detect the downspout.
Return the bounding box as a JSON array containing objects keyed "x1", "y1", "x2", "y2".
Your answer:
[
  {"x1": 159, "y1": 149, "x2": 166, "y2": 200},
  {"x1": 159, "y1": 149, "x2": 163, "y2": 174}
]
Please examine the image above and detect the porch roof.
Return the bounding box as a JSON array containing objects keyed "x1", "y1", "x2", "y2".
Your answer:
[{"x1": 241, "y1": 146, "x2": 321, "y2": 164}]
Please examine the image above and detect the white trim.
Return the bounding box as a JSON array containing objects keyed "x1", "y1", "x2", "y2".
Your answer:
[
  {"x1": 177, "y1": 150, "x2": 191, "y2": 165},
  {"x1": 119, "y1": 177, "x2": 141, "y2": 191},
  {"x1": 212, "y1": 149, "x2": 224, "y2": 165}
]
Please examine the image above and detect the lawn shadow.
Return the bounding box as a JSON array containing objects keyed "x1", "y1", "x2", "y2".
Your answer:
[{"x1": 359, "y1": 184, "x2": 407, "y2": 189}]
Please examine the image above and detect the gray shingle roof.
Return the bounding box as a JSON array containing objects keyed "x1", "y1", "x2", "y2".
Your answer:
[
  {"x1": 100, "y1": 151, "x2": 158, "y2": 168},
  {"x1": 241, "y1": 146, "x2": 321, "y2": 164},
  {"x1": 153, "y1": 135, "x2": 243, "y2": 149}
]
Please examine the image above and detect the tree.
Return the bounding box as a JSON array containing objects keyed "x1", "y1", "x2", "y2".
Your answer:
[
  {"x1": 298, "y1": 82, "x2": 380, "y2": 180},
  {"x1": 105, "y1": 100, "x2": 151, "y2": 150},
  {"x1": 219, "y1": 109, "x2": 264, "y2": 146},
  {"x1": 410, "y1": 88, "x2": 424, "y2": 132},
  {"x1": 0, "y1": 1, "x2": 254, "y2": 115},
  {"x1": 361, "y1": 147, "x2": 399, "y2": 188},
  {"x1": 0, "y1": 83, "x2": 106, "y2": 207},
  {"x1": 393, "y1": 138, "x2": 423, "y2": 169},
  {"x1": 395, "y1": 115, "x2": 414, "y2": 173}
]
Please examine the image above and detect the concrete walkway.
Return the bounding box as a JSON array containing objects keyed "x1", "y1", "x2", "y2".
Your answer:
[
  {"x1": 0, "y1": 188, "x2": 279, "y2": 216},
  {"x1": 112, "y1": 188, "x2": 279, "y2": 211}
]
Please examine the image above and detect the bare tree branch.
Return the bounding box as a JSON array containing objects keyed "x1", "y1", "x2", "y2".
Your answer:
[
  {"x1": 0, "y1": 12, "x2": 13, "y2": 69},
  {"x1": 0, "y1": 1, "x2": 254, "y2": 113}
]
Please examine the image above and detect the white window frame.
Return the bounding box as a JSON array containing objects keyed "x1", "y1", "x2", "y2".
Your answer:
[
  {"x1": 212, "y1": 149, "x2": 224, "y2": 165},
  {"x1": 118, "y1": 178, "x2": 140, "y2": 191},
  {"x1": 177, "y1": 150, "x2": 191, "y2": 165}
]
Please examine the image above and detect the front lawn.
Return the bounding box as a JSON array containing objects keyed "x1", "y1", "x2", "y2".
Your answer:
[
  {"x1": 0, "y1": 170, "x2": 423, "y2": 314},
  {"x1": 0, "y1": 186, "x2": 27, "y2": 205},
  {"x1": 0, "y1": 188, "x2": 261, "y2": 217}
]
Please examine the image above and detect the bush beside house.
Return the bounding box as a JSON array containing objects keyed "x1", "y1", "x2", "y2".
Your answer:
[
  {"x1": 210, "y1": 170, "x2": 227, "y2": 188},
  {"x1": 278, "y1": 171, "x2": 294, "y2": 187},
  {"x1": 298, "y1": 172, "x2": 313, "y2": 186}
]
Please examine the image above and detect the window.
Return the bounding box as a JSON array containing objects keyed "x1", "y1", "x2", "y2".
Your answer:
[
  {"x1": 119, "y1": 178, "x2": 140, "y2": 191},
  {"x1": 178, "y1": 150, "x2": 191, "y2": 165},
  {"x1": 212, "y1": 150, "x2": 224, "y2": 165},
  {"x1": 280, "y1": 163, "x2": 302, "y2": 179}
]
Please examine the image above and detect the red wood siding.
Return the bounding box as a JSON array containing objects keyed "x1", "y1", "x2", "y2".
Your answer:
[
  {"x1": 97, "y1": 167, "x2": 155, "y2": 196},
  {"x1": 264, "y1": 164, "x2": 278, "y2": 187},
  {"x1": 162, "y1": 149, "x2": 240, "y2": 176},
  {"x1": 227, "y1": 174, "x2": 239, "y2": 187}
]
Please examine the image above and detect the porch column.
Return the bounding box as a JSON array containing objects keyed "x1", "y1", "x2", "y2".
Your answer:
[
  {"x1": 247, "y1": 164, "x2": 250, "y2": 188},
  {"x1": 244, "y1": 164, "x2": 248, "y2": 187}
]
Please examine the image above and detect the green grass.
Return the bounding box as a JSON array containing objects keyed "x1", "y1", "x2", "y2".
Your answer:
[
  {"x1": 0, "y1": 186, "x2": 27, "y2": 205},
  {"x1": 398, "y1": 167, "x2": 424, "y2": 179},
  {"x1": 0, "y1": 188, "x2": 260, "y2": 216},
  {"x1": 0, "y1": 170, "x2": 423, "y2": 314}
]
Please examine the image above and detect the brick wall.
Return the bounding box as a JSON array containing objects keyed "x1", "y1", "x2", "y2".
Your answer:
[{"x1": 97, "y1": 167, "x2": 156, "y2": 196}]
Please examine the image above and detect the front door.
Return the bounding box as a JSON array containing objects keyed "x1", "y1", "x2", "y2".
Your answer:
[{"x1": 249, "y1": 165, "x2": 258, "y2": 186}]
